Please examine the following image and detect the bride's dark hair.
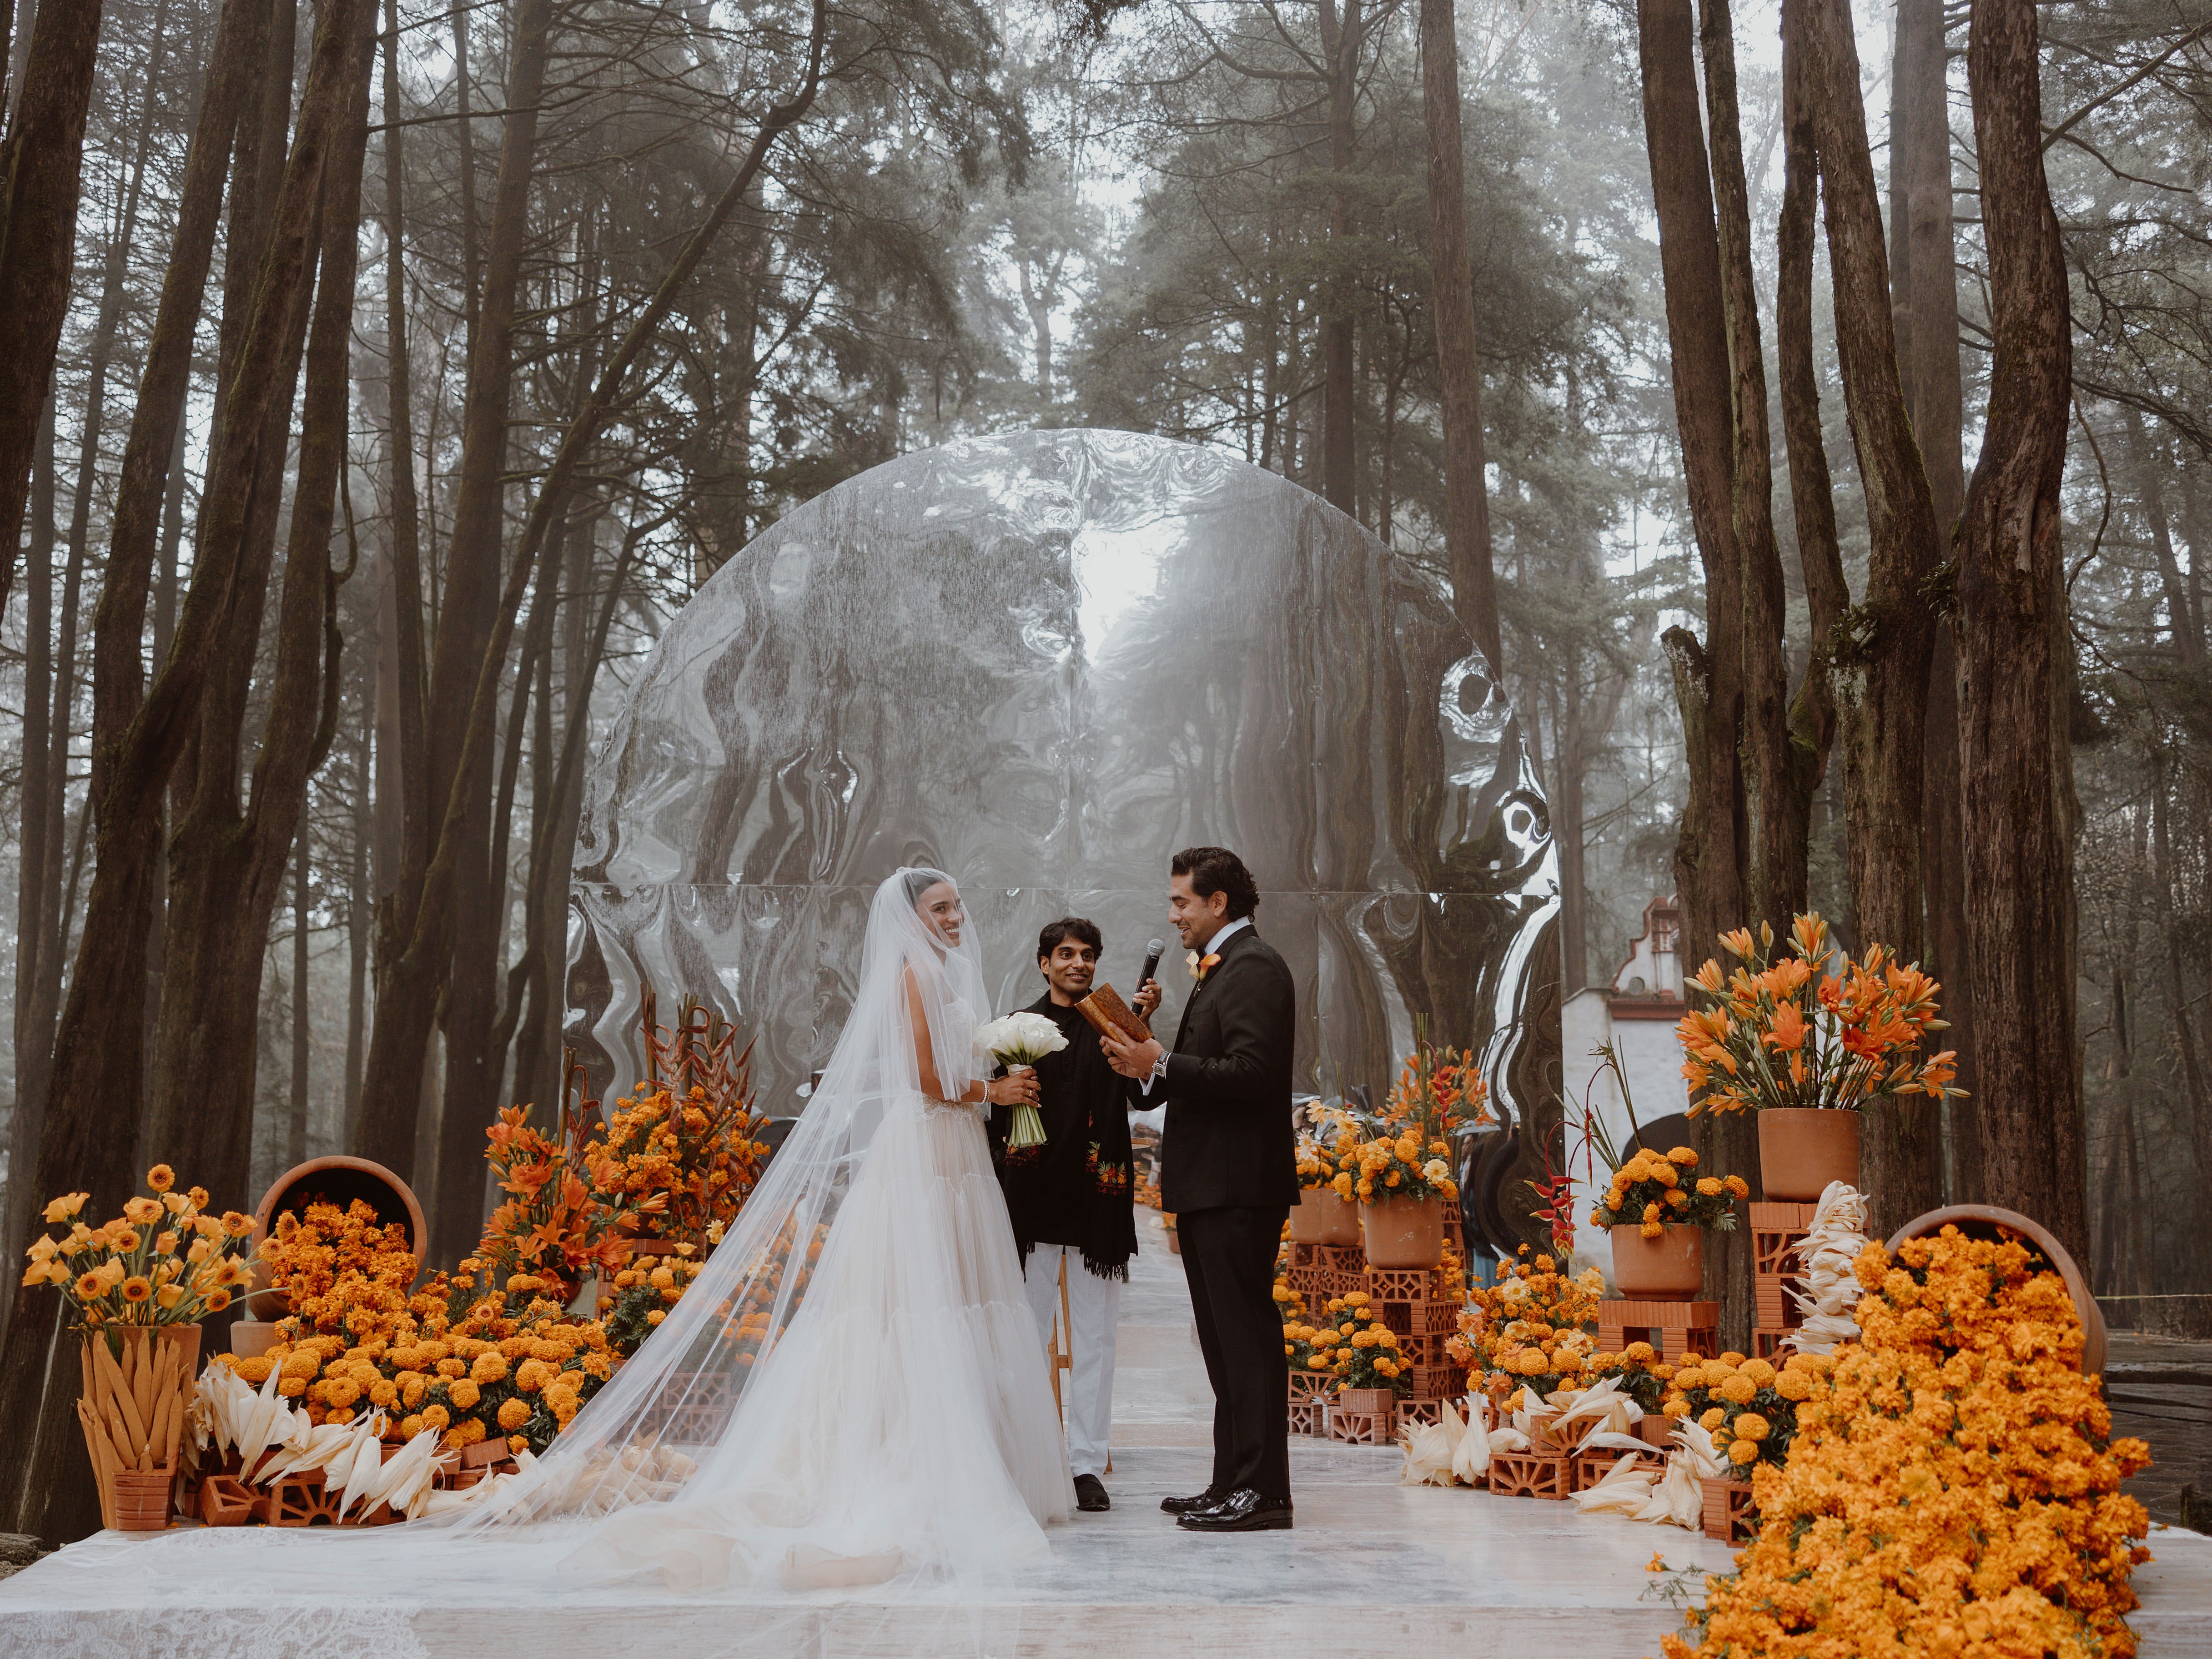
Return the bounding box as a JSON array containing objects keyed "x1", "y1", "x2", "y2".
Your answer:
[{"x1": 902, "y1": 866, "x2": 956, "y2": 909}]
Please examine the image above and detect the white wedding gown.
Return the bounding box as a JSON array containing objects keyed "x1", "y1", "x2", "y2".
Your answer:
[
  {"x1": 0, "y1": 869, "x2": 1071, "y2": 1651},
  {"x1": 582, "y1": 1080, "x2": 1071, "y2": 1589}
]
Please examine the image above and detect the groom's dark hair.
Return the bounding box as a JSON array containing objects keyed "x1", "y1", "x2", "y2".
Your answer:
[
  {"x1": 1037, "y1": 916, "x2": 1102, "y2": 959},
  {"x1": 1172, "y1": 845, "x2": 1259, "y2": 920}
]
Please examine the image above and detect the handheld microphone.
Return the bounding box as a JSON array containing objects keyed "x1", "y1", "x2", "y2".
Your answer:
[{"x1": 1140, "y1": 938, "x2": 1165, "y2": 990}]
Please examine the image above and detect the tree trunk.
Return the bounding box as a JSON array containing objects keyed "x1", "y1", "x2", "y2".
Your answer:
[
  {"x1": 1774, "y1": 0, "x2": 1843, "y2": 861},
  {"x1": 421, "y1": 0, "x2": 558, "y2": 1264},
  {"x1": 1889, "y1": 0, "x2": 1976, "y2": 1205},
  {"x1": 1315, "y1": 0, "x2": 1358, "y2": 516},
  {"x1": 359, "y1": 0, "x2": 430, "y2": 1161},
  {"x1": 1638, "y1": 0, "x2": 1759, "y2": 1349},
  {"x1": 290, "y1": 819, "x2": 312, "y2": 1162},
  {"x1": 345, "y1": 676, "x2": 372, "y2": 1143},
  {"x1": 1800, "y1": 0, "x2": 1944, "y2": 1234},
  {"x1": 0, "y1": 395, "x2": 55, "y2": 1358},
  {"x1": 1956, "y1": 0, "x2": 2086, "y2": 1264},
  {"x1": 146, "y1": 0, "x2": 374, "y2": 1210},
  {"x1": 0, "y1": 0, "x2": 106, "y2": 621},
  {"x1": 1418, "y1": 0, "x2": 1500, "y2": 672},
  {"x1": 1699, "y1": 0, "x2": 1799, "y2": 936},
  {"x1": 0, "y1": 0, "x2": 379, "y2": 1542}
]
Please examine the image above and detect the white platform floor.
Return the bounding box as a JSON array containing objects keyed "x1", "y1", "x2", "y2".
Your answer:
[{"x1": 3, "y1": 1205, "x2": 2207, "y2": 1657}]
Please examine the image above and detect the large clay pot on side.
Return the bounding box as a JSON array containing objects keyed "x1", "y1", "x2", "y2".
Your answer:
[
  {"x1": 1310, "y1": 1188, "x2": 1361, "y2": 1247},
  {"x1": 1756, "y1": 1108, "x2": 1861, "y2": 1202},
  {"x1": 247, "y1": 1156, "x2": 428, "y2": 1320},
  {"x1": 1289, "y1": 1188, "x2": 1328, "y2": 1243},
  {"x1": 1609, "y1": 1223, "x2": 1706, "y2": 1299},
  {"x1": 1886, "y1": 1204, "x2": 2107, "y2": 1377},
  {"x1": 1361, "y1": 1193, "x2": 1444, "y2": 1269}
]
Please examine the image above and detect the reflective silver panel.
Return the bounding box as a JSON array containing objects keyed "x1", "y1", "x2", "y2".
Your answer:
[{"x1": 567, "y1": 430, "x2": 1559, "y2": 1142}]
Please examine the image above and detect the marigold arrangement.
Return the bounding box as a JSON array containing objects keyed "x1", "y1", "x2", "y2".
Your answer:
[
  {"x1": 18, "y1": 1168, "x2": 257, "y2": 1328},
  {"x1": 1584, "y1": 1341, "x2": 1676, "y2": 1415},
  {"x1": 584, "y1": 1080, "x2": 768, "y2": 1246},
  {"x1": 477, "y1": 1098, "x2": 639, "y2": 1307},
  {"x1": 1664, "y1": 1226, "x2": 2152, "y2": 1659},
  {"x1": 1676, "y1": 911, "x2": 1962, "y2": 1116},
  {"x1": 1448, "y1": 1245, "x2": 1606, "y2": 1407},
  {"x1": 1660, "y1": 1349, "x2": 1823, "y2": 1476},
  {"x1": 220, "y1": 1247, "x2": 706, "y2": 1455},
  {"x1": 1589, "y1": 1145, "x2": 1746, "y2": 1237},
  {"x1": 1311, "y1": 1291, "x2": 1408, "y2": 1393},
  {"x1": 262, "y1": 1200, "x2": 417, "y2": 1344},
  {"x1": 1332, "y1": 1039, "x2": 1489, "y2": 1207}
]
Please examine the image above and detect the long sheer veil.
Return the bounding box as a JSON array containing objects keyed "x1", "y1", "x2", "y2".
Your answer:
[
  {"x1": 463, "y1": 865, "x2": 994, "y2": 1535},
  {"x1": 0, "y1": 869, "x2": 1017, "y2": 1649}
]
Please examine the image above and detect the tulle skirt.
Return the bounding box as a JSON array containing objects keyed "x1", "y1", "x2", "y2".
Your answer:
[{"x1": 568, "y1": 1093, "x2": 1071, "y2": 1590}]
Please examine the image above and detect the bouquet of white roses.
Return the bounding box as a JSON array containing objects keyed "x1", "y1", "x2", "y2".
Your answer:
[{"x1": 975, "y1": 1010, "x2": 1068, "y2": 1151}]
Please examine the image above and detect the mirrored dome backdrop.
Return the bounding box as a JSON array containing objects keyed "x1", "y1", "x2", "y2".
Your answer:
[{"x1": 567, "y1": 430, "x2": 1560, "y2": 1236}]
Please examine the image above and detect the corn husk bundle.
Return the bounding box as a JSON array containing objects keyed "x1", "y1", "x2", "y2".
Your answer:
[
  {"x1": 189, "y1": 1362, "x2": 447, "y2": 1520},
  {"x1": 1784, "y1": 1180, "x2": 1870, "y2": 1355},
  {"x1": 77, "y1": 1327, "x2": 198, "y2": 1523},
  {"x1": 1398, "y1": 1399, "x2": 1472, "y2": 1486},
  {"x1": 1572, "y1": 1450, "x2": 1658, "y2": 1516},
  {"x1": 1547, "y1": 1376, "x2": 1649, "y2": 1454},
  {"x1": 1396, "y1": 1396, "x2": 1527, "y2": 1487}
]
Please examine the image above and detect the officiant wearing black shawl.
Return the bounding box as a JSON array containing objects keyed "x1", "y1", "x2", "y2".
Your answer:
[{"x1": 987, "y1": 916, "x2": 1146, "y2": 1512}]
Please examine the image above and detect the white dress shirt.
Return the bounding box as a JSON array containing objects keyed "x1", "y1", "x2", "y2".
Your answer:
[{"x1": 1140, "y1": 915, "x2": 1250, "y2": 1094}]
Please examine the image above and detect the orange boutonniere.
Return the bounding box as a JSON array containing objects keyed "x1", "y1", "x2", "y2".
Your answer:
[{"x1": 1196, "y1": 952, "x2": 1222, "y2": 984}]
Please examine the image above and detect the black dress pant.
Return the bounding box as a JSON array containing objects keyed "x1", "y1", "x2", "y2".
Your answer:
[{"x1": 1177, "y1": 1203, "x2": 1291, "y2": 1501}]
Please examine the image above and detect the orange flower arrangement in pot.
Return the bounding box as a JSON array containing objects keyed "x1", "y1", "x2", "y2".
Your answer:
[
  {"x1": 19, "y1": 1166, "x2": 258, "y2": 1528},
  {"x1": 1340, "y1": 1031, "x2": 1488, "y2": 1268},
  {"x1": 1676, "y1": 912, "x2": 1963, "y2": 1200}
]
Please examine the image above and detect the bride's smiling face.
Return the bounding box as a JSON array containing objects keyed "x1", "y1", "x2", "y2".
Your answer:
[{"x1": 914, "y1": 880, "x2": 964, "y2": 947}]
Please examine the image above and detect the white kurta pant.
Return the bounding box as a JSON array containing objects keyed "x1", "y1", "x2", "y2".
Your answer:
[{"x1": 1022, "y1": 1243, "x2": 1123, "y2": 1479}]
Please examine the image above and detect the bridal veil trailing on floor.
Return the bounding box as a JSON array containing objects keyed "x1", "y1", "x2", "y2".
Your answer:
[{"x1": 0, "y1": 869, "x2": 1070, "y2": 1653}]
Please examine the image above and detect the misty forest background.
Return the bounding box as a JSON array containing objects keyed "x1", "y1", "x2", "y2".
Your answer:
[{"x1": 0, "y1": 0, "x2": 2207, "y2": 1528}]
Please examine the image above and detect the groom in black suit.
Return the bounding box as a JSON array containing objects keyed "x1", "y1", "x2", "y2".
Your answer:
[{"x1": 1100, "y1": 845, "x2": 1298, "y2": 1532}]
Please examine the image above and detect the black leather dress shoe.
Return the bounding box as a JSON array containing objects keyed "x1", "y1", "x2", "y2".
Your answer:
[
  {"x1": 1160, "y1": 1485, "x2": 1226, "y2": 1514},
  {"x1": 1074, "y1": 1473, "x2": 1111, "y2": 1512},
  {"x1": 1176, "y1": 1488, "x2": 1292, "y2": 1531}
]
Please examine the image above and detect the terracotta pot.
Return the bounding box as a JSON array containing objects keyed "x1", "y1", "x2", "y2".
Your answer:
[
  {"x1": 248, "y1": 1156, "x2": 427, "y2": 1319},
  {"x1": 1361, "y1": 1193, "x2": 1444, "y2": 1269},
  {"x1": 1637, "y1": 1413, "x2": 1678, "y2": 1449},
  {"x1": 1756, "y1": 1108, "x2": 1861, "y2": 1202},
  {"x1": 111, "y1": 1470, "x2": 176, "y2": 1531},
  {"x1": 1338, "y1": 1387, "x2": 1393, "y2": 1416},
  {"x1": 79, "y1": 1323, "x2": 200, "y2": 1531},
  {"x1": 1610, "y1": 1224, "x2": 1706, "y2": 1298},
  {"x1": 1291, "y1": 1187, "x2": 1362, "y2": 1247},
  {"x1": 1885, "y1": 1204, "x2": 2107, "y2": 1377},
  {"x1": 227, "y1": 1319, "x2": 281, "y2": 1360}
]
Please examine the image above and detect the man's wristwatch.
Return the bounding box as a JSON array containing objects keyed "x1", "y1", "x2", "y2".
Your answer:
[{"x1": 1148, "y1": 1051, "x2": 1171, "y2": 1084}]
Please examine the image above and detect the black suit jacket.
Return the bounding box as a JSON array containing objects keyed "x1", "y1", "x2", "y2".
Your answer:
[{"x1": 1157, "y1": 924, "x2": 1300, "y2": 1215}]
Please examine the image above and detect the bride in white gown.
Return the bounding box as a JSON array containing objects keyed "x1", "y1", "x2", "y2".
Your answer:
[{"x1": 0, "y1": 868, "x2": 1071, "y2": 1643}]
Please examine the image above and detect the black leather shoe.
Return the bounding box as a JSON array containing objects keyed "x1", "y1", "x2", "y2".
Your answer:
[
  {"x1": 1074, "y1": 1473, "x2": 1111, "y2": 1512},
  {"x1": 1176, "y1": 1488, "x2": 1292, "y2": 1531},
  {"x1": 1160, "y1": 1485, "x2": 1226, "y2": 1514}
]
